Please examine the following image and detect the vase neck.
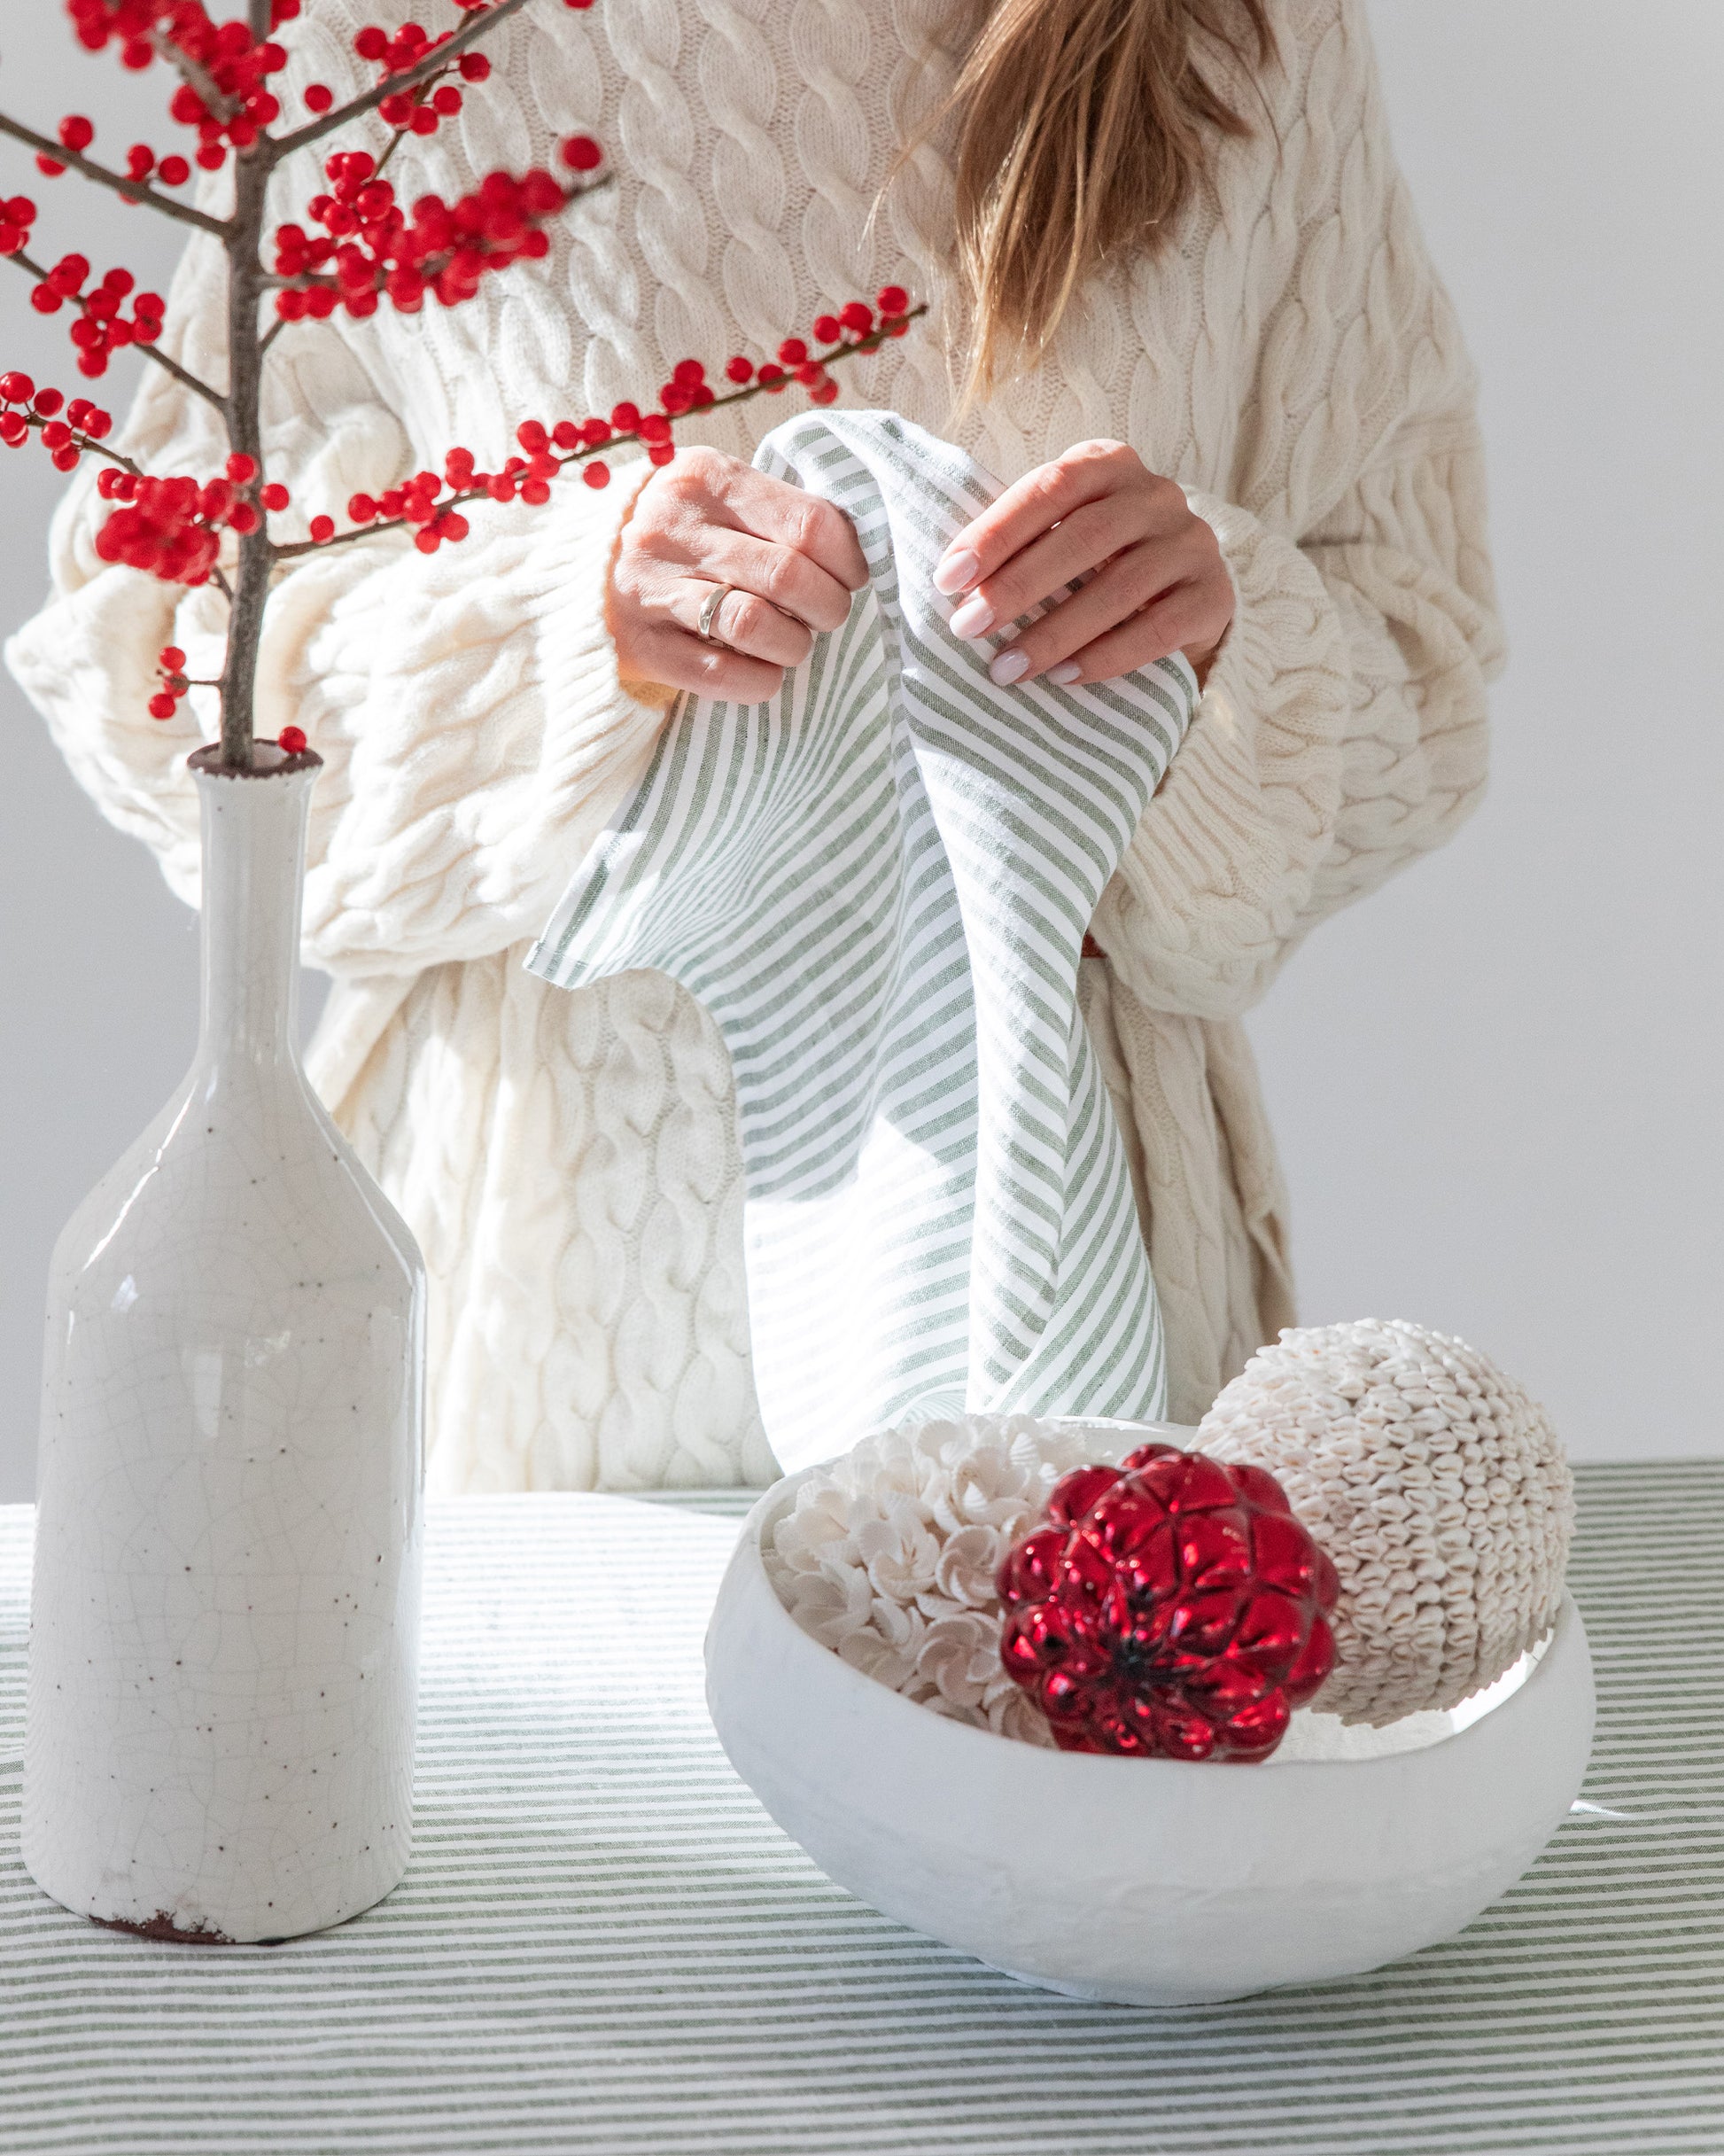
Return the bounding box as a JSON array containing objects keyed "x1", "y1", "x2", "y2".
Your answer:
[{"x1": 190, "y1": 747, "x2": 320, "y2": 1076}]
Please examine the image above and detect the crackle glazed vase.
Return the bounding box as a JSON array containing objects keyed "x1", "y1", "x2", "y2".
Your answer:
[{"x1": 24, "y1": 742, "x2": 425, "y2": 1944}]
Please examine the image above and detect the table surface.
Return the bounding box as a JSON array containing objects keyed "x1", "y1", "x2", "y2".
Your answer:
[{"x1": 3, "y1": 1462, "x2": 1720, "y2": 2156}]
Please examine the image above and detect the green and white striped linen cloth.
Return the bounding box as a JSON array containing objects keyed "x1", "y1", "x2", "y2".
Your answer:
[
  {"x1": 2, "y1": 1464, "x2": 1721, "y2": 2155},
  {"x1": 528, "y1": 410, "x2": 1196, "y2": 1472}
]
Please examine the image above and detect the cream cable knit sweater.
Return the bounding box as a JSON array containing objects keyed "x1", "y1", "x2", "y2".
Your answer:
[{"x1": 10, "y1": 0, "x2": 1503, "y2": 1491}]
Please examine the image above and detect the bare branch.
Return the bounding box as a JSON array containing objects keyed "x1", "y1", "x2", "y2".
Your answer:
[
  {"x1": 134, "y1": 333, "x2": 229, "y2": 414},
  {"x1": 0, "y1": 112, "x2": 229, "y2": 238},
  {"x1": 268, "y1": 0, "x2": 537, "y2": 164},
  {"x1": 4, "y1": 248, "x2": 228, "y2": 416},
  {"x1": 369, "y1": 124, "x2": 408, "y2": 186}
]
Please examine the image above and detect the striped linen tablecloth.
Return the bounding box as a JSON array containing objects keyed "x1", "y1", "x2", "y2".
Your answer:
[{"x1": 2, "y1": 1462, "x2": 1720, "y2": 2155}]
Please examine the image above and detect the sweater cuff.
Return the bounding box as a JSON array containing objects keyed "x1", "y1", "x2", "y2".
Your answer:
[{"x1": 1087, "y1": 490, "x2": 1353, "y2": 1021}]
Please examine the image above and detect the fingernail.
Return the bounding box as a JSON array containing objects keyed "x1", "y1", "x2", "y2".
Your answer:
[
  {"x1": 949, "y1": 593, "x2": 995, "y2": 639},
  {"x1": 989, "y1": 647, "x2": 1029, "y2": 687},
  {"x1": 933, "y1": 547, "x2": 980, "y2": 596},
  {"x1": 1047, "y1": 660, "x2": 1082, "y2": 686}
]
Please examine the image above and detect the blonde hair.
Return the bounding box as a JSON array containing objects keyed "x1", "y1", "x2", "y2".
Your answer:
[{"x1": 934, "y1": 0, "x2": 1276, "y2": 396}]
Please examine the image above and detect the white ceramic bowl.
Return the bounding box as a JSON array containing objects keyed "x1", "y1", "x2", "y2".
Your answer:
[{"x1": 705, "y1": 1457, "x2": 1596, "y2": 2006}]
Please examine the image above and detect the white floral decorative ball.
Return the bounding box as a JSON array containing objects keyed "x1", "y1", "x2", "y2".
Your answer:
[
  {"x1": 1197, "y1": 1320, "x2": 1574, "y2": 1726},
  {"x1": 763, "y1": 1414, "x2": 1127, "y2": 1747}
]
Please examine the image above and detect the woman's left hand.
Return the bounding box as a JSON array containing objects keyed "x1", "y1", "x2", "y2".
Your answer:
[{"x1": 933, "y1": 439, "x2": 1234, "y2": 690}]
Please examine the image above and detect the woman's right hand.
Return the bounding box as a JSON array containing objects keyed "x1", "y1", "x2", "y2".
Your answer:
[{"x1": 608, "y1": 447, "x2": 870, "y2": 701}]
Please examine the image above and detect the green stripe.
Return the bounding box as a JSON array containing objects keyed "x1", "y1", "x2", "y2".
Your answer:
[
  {"x1": 528, "y1": 410, "x2": 1196, "y2": 1467},
  {"x1": 2, "y1": 1466, "x2": 1723, "y2": 2152}
]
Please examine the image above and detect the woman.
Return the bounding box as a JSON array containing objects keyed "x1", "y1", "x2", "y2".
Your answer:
[{"x1": 11, "y1": 0, "x2": 1502, "y2": 1490}]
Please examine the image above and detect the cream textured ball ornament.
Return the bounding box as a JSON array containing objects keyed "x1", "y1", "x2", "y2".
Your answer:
[
  {"x1": 762, "y1": 1416, "x2": 1124, "y2": 1747},
  {"x1": 1196, "y1": 1320, "x2": 1574, "y2": 1726}
]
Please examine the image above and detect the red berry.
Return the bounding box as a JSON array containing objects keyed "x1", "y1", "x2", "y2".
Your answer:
[
  {"x1": 148, "y1": 693, "x2": 176, "y2": 720},
  {"x1": 260, "y1": 483, "x2": 290, "y2": 511},
  {"x1": 226, "y1": 452, "x2": 258, "y2": 483},
  {"x1": 724, "y1": 355, "x2": 754, "y2": 385},
  {"x1": 0, "y1": 371, "x2": 33, "y2": 403},
  {"x1": 561, "y1": 135, "x2": 602, "y2": 172},
  {"x1": 158, "y1": 156, "x2": 190, "y2": 187},
  {"x1": 876, "y1": 284, "x2": 909, "y2": 316},
  {"x1": 432, "y1": 85, "x2": 462, "y2": 115},
  {"x1": 458, "y1": 52, "x2": 490, "y2": 81},
  {"x1": 812, "y1": 314, "x2": 841, "y2": 345},
  {"x1": 582, "y1": 459, "x2": 610, "y2": 488},
  {"x1": 278, "y1": 725, "x2": 308, "y2": 754},
  {"x1": 34, "y1": 388, "x2": 62, "y2": 416},
  {"x1": 996, "y1": 1446, "x2": 1340, "y2": 1762},
  {"x1": 35, "y1": 157, "x2": 66, "y2": 179},
  {"x1": 305, "y1": 84, "x2": 334, "y2": 113},
  {"x1": 308, "y1": 514, "x2": 335, "y2": 542},
  {"x1": 839, "y1": 300, "x2": 874, "y2": 335},
  {"x1": 354, "y1": 25, "x2": 387, "y2": 59},
  {"x1": 159, "y1": 646, "x2": 186, "y2": 670},
  {"x1": 647, "y1": 442, "x2": 675, "y2": 466},
  {"x1": 58, "y1": 116, "x2": 95, "y2": 153},
  {"x1": 776, "y1": 337, "x2": 808, "y2": 366}
]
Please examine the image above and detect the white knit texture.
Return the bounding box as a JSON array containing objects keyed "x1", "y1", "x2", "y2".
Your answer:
[
  {"x1": 1198, "y1": 1320, "x2": 1574, "y2": 1725},
  {"x1": 7, "y1": 0, "x2": 1503, "y2": 1490}
]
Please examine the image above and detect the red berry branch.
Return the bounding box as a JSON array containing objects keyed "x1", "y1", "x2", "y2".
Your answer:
[{"x1": 0, "y1": 0, "x2": 923, "y2": 773}]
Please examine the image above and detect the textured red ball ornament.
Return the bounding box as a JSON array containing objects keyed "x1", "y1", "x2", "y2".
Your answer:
[{"x1": 997, "y1": 1443, "x2": 1340, "y2": 1762}]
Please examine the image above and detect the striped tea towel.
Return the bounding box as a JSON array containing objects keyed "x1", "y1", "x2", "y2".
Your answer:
[{"x1": 528, "y1": 410, "x2": 1197, "y2": 1474}]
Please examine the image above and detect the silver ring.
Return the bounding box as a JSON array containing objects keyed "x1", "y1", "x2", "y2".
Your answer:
[{"x1": 696, "y1": 582, "x2": 736, "y2": 644}]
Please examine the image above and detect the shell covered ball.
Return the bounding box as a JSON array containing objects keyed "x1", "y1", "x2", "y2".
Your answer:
[
  {"x1": 763, "y1": 1414, "x2": 1122, "y2": 1747},
  {"x1": 1197, "y1": 1319, "x2": 1574, "y2": 1726}
]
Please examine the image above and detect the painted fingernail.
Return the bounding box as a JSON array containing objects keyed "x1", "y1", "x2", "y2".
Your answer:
[
  {"x1": 989, "y1": 647, "x2": 1029, "y2": 686},
  {"x1": 1047, "y1": 660, "x2": 1082, "y2": 686},
  {"x1": 933, "y1": 547, "x2": 980, "y2": 596},
  {"x1": 949, "y1": 593, "x2": 995, "y2": 639}
]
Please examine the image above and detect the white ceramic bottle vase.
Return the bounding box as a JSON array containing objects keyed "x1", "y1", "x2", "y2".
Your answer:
[{"x1": 24, "y1": 742, "x2": 426, "y2": 1943}]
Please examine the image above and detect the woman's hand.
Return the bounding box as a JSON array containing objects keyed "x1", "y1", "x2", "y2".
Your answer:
[
  {"x1": 933, "y1": 439, "x2": 1233, "y2": 690},
  {"x1": 610, "y1": 447, "x2": 869, "y2": 701}
]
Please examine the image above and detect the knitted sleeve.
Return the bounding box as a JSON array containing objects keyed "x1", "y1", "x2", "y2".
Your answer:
[
  {"x1": 5, "y1": 229, "x2": 669, "y2": 980},
  {"x1": 1088, "y1": 0, "x2": 1505, "y2": 1022}
]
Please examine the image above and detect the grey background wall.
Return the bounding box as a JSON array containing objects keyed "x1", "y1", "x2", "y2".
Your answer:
[{"x1": 0, "y1": 4, "x2": 1717, "y2": 1499}]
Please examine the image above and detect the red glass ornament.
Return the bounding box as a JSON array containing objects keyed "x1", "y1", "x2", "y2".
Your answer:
[{"x1": 997, "y1": 1443, "x2": 1340, "y2": 1762}]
